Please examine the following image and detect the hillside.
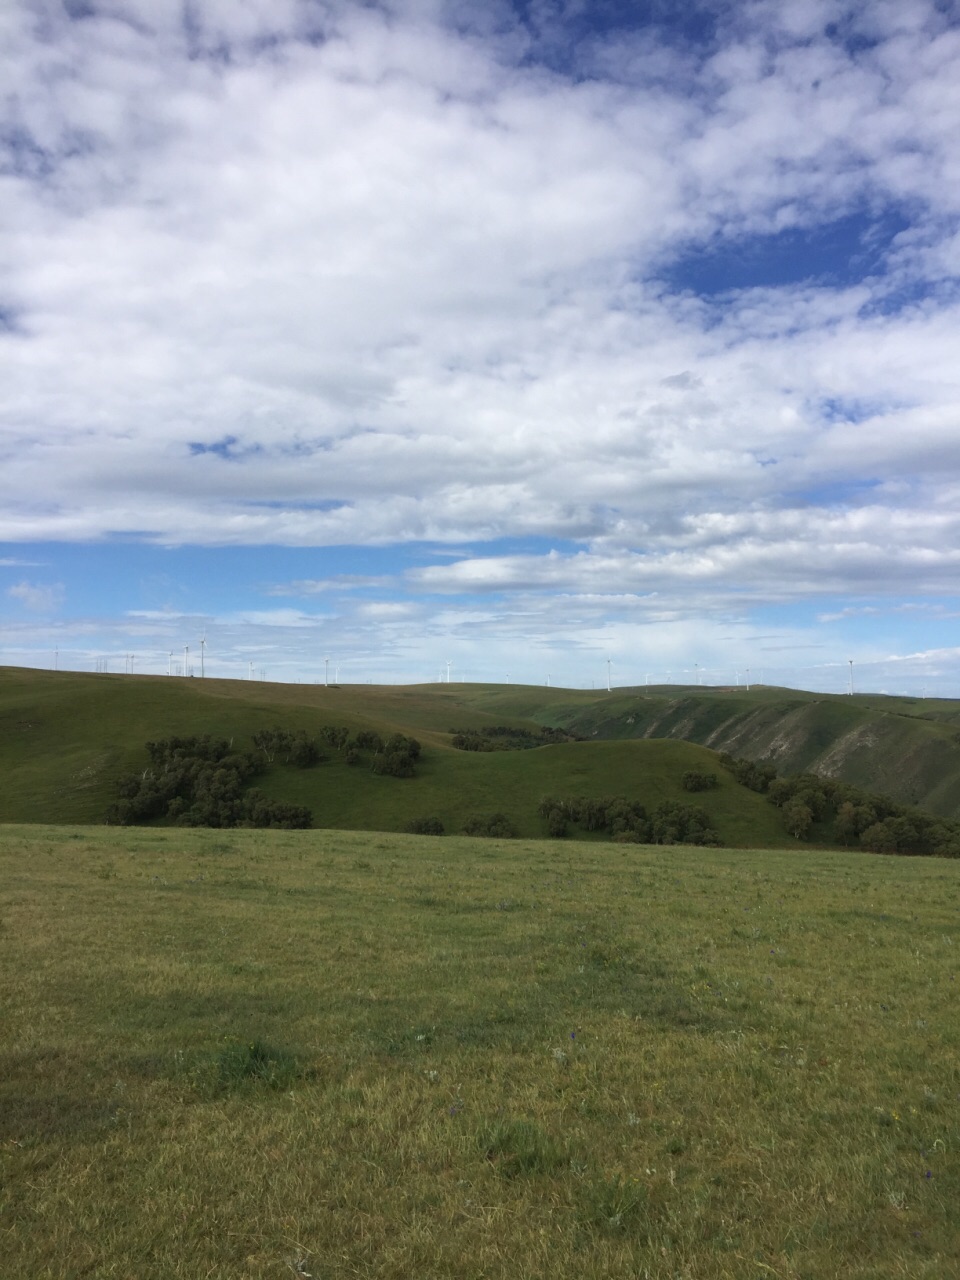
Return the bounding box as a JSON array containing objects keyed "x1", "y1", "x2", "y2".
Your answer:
[
  {"x1": 3, "y1": 665, "x2": 959, "y2": 842},
  {"x1": 440, "y1": 682, "x2": 960, "y2": 819},
  {"x1": 0, "y1": 666, "x2": 786, "y2": 847}
]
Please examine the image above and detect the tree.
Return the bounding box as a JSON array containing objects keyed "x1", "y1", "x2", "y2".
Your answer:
[{"x1": 782, "y1": 799, "x2": 813, "y2": 840}]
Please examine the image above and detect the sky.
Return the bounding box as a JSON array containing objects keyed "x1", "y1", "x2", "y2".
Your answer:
[{"x1": 2, "y1": 0, "x2": 960, "y2": 694}]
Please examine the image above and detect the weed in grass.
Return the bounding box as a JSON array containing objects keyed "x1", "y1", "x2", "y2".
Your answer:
[
  {"x1": 175, "y1": 1039, "x2": 302, "y2": 1096},
  {"x1": 479, "y1": 1118, "x2": 569, "y2": 1178},
  {"x1": 580, "y1": 1173, "x2": 653, "y2": 1237}
]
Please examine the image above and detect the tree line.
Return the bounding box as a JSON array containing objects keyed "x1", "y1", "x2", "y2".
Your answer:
[
  {"x1": 720, "y1": 754, "x2": 960, "y2": 856},
  {"x1": 448, "y1": 725, "x2": 579, "y2": 752}
]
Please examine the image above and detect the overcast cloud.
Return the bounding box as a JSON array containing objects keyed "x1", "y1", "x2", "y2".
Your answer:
[{"x1": 2, "y1": 0, "x2": 960, "y2": 691}]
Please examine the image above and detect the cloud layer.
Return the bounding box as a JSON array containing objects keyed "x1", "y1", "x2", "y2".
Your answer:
[{"x1": 2, "y1": 1, "x2": 959, "y2": 688}]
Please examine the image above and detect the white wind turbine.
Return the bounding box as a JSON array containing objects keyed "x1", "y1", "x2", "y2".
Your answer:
[{"x1": 200, "y1": 630, "x2": 206, "y2": 679}]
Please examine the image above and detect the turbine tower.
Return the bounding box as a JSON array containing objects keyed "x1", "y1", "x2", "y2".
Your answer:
[
  {"x1": 184, "y1": 644, "x2": 189, "y2": 677},
  {"x1": 200, "y1": 631, "x2": 206, "y2": 679}
]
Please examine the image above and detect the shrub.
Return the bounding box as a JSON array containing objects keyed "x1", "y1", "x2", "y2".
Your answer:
[
  {"x1": 681, "y1": 770, "x2": 718, "y2": 792},
  {"x1": 404, "y1": 816, "x2": 445, "y2": 835},
  {"x1": 723, "y1": 755, "x2": 777, "y2": 792},
  {"x1": 462, "y1": 812, "x2": 518, "y2": 838}
]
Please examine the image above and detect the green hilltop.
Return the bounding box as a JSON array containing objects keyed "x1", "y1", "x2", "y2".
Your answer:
[{"x1": 2, "y1": 665, "x2": 959, "y2": 846}]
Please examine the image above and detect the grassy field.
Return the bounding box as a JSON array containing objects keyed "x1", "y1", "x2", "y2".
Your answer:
[{"x1": 2, "y1": 824, "x2": 958, "y2": 1278}]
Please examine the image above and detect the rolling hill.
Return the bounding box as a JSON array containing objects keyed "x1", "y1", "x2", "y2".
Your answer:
[{"x1": 2, "y1": 666, "x2": 958, "y2": 843}]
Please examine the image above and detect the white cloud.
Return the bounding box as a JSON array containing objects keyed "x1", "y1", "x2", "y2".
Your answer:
[
  {"x1": 7, "y1": 580, "x2": 64, "y2": 612},
  {"x1": 2, "y1": 0, "x2": 960, "y2": 685}
]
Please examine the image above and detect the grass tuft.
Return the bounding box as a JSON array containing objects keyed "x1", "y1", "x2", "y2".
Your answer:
[
  {"x1": 174, "y1": 1038, "x2": 302, "y2": 1096},
  {"x1": 479, "y1": 1117, "x2": 570, "y2": 1178},
  {"x1": 579, "y1": 1173, "x2": 653, "y2": 1236}
]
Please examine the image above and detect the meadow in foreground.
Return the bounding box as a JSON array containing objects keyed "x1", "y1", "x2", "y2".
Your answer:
[{"x1": 1, "y1": 825, "x2": 957, "y2": 1279}]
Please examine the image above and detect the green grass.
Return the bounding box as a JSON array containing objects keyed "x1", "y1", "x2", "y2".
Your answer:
[{"x1": 2, "y1": 824, "x2": 958, "y2": 1278}]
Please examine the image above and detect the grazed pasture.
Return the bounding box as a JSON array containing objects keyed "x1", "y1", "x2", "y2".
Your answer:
[{"x1": 1, "y1": 825, "x2": 957, "y2": 1278}]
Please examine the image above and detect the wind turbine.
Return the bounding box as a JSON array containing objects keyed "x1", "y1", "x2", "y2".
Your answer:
[
  {"x1": 324, "y1": 656, "x2": 329, "y2": 687},
  {"x1": 446, "y1": 660, "x2": 452, "y2": 684},
  {"x1": 168, "y1": 652, "x2": 173, "y2": 677},
  {"x1": 200, "y1": 631, "x2": 206, "y2": 679},
  {"x1": 606, "y1": 658, "x2": 612, "y2": 692},
  {"x1": 184, "y1": 644, "x2": 189, "y2": 677}
]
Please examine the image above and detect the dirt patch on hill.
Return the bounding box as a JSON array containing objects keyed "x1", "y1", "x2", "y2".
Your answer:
[{"x1": 816, "y1": 724, "x2": 880, "y2": 776}]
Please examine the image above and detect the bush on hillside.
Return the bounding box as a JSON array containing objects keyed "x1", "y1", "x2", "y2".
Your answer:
[
  {"x1": 462, "y1": 812, "x2": 518, "y2": 838},
  {"x1": 538, "y1": 794, "x2": 719, "y2": 846},
  {"x1": 450, "y1": 725, "x2": 578, "y2": 752},
  {"x1": 681, "y1": 770, "x2": 718, "y2": 792},
  {"x1": 720, "y1": 755, "x2": 777, "y2": 792},
  {"x1": 404, "y1": 816, "x2": 445, "y2": 835},
  {"x1": 106, "y1": 736, "x2": 312, "y2": 829},
  {"x1": 252, "y1": 727, "x2": 323, "y2": 767},
  {"x1": 370, "y1": 733, "x2": 421, "y2": 778}
]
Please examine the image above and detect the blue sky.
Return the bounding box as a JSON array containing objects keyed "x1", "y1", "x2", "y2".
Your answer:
[{"x1": 2, "y1": 0, "x2": 960, "y2": 693}]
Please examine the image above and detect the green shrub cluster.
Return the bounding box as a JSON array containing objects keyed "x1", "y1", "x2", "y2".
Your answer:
[
  {"x1": 370, "y1": 733, "x2": 422, "y2": 777},
  {"x1": 403, "y1": 816, "x2": 445, "y2": 835},
  {"x1": 721, "y1": 753, "x2": 960, "y2": 854},
  {"x1": 462, "y1": 812, "x2": 518, "y2": 838},
  {"x1": 681, "y1": 769, "x2": 718, "y2": 792},
  {"x1": 764, "y1": 771, "x2": 960, "y2": 855},
  {"x1": 106, "y1": 735, "x2": 312, "y2": 829},
  {"x1": 449, "y1": 725, "x2": 576, "y2": 752},
  {"x1": 537, "y1": 796, "x2": 720, "y2": 846},
  {"x1": 719, "y1": 754, "x2": 777, "y2": 792},
  {"x1": 252, "y1": 727, "x2": 323, "y2": 766},
  {"x1": 320, "y1": 727, "x2": 421, "y2": 775}
]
